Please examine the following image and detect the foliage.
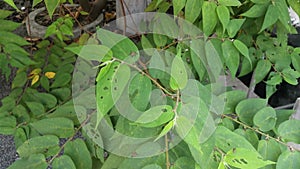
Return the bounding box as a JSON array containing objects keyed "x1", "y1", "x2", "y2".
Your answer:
[{"x1": 1, "y1": 0, "x2": 300, "y2": 169}]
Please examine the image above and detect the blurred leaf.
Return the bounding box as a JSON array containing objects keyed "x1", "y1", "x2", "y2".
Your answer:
[
  {"x1": 185, "y1": 0, "x2": 203, "y2": 23},
  {"x1": 52, "y1": 155, "x2": 76, "y2": 169},
  {"x1": 217, "y1": 5, "x2": 230, "y2": 33},
  {"x1": 227, "y1": 19, "x2": 245, "y2": 38},
  {"x1": 278, "y1": 120, "x2": 300, "y2": 143},
  {"x1": 219, "y1": 0, "x2": 241, "y2": 6},
  {"x1": 254, "y1": 60, "x2": 272, "y2": 84},
  {"x1": 224, "y1": 148, "x2": 275, "y2": 169},
  {"x1": 44, "y1": 0, "x2": 60, "y2": 19},
  {"x1": 260, "y1": 4, "x2": 279, "y2": 32},
  {"x1": 30, "y1": 117, "x2": 75, "y2": 138},
  {"x1": 170, "y1": 49, "x2": 188, "y2": 90},
  {"x1": 277, "y1": 151, "x2": 300, "y2": 169},
  {"x1": 202, "y1": 1, "x2": 218, "y2": 36},
  {"x1": 17, "y1": 135, "x2": 59, "y2": 158},
  {"x1": 12, "y1": 71, "x2": 27, "y2": 89},
  {"x1": 7, "y1": 154, "x2": 47, "y2": 169},
  {"x1": 258, "y1": 139, "x2": 281, "y2": 167},
  {"x1": 0, "y1": 20, "x2": 21, "y2": 31},
  {"x1": 253, "y1": 107, "x2": 277, "y2": 132},
  {"x1": 235, "y1": 98, "x2": 267, "y2": 126},
  {"x1": 222, "y1": 40, "x2": 240, "y2": 78},
  {"x1": 0, "y1": 9, "x2": 13, "y2": 19},
  {"x1": 241, "y1": 3, "x2": 269, "y2": 18},
  {"x1": 173, "y1": 0, "x2": 186, "y2": 15},
  {"x1": 51, "y1": 73, "x2": 71, "y2": 88},
  {"x1": 64, "y1": 139, "x2": 92, "y2": 169},
  {"x1": 26, "y1": 101, "x2": 45, "y2": 116},
  {"x1": 3, "y1": 0, "x2": 20, "y2": 11}
]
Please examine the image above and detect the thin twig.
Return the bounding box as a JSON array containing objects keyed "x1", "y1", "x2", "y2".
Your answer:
[
  {"x1": 165, "y1": 134, "x2": 170, "y2": 169},
  {"x1": 222, "y1": 114, "x2": 294, "y2": 149}
]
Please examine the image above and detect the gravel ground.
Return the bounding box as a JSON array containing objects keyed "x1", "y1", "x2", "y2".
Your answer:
[{"x1": 0, "y1": 73, "x2": 17, "y2": 169}]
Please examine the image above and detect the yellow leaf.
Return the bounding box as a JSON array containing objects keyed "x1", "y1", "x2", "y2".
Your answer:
[
  {"x1": 31, "y1": 75, "x2": 40, "y2": 86},
  {"x1": 28, "y1": 68, "x2": 41, "y2": 79},
  {"x1": 45, "y1": 72, "x2": 56, "y2": 79}
]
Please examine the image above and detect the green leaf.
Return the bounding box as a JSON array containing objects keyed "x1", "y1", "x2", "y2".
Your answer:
[
  {"x1": 222, "y1": 40, "x2": 240, "y2": 78},
  {"x1": 7, "y1": 154, "x2": 47, "y2": 169},
  {"x1": 257, "y1": 139, "x2": 281, "y2": 165},
  {"x1": 136, "y1": 105, "x2": 173, "y2": 124},
  {"x1": 59, "y1": 24, "x2": 73, "y2": 36},
  {"x1": 28, "y1": 92, "x2": 57, "y2": 109},
  {"x1": 65, "y1": 139, "x2": 92, "y2": 169},
  {"x1": 170, "y1": 50, "x2": 188, "y2": 90},
  {"x1": 217, "y1": 5, "x2": 230, "y2": 33},
  {"x1": 218, "y1": 90, "x2": 247, "y2": 114},
  {"x1": 282, "y1": 68, "x2": 300, "y2": 85},
  {"x1": 218, "y1": 0, "x2": 241, "y2": 6},
  {"x1": 142, "y1": 164, "x2": 162, "y2": 169},
  {"x1": 3, "y1": 0, "x2": 20, "y2": 11},
  {"x1": 0, "y1": 116, "x2": 16, "y2": 128},
  {"x1": 202, "y1": 1, "x2": 218, "y2": 36},
  {"x1": 153, "y1": 34, "x2": 168, "y2": 47},
  {"x1": 277, "y1": 151, "x2": 300, "y2": 169},
  {"x1": 65, "y1": 45, "x2": 112, "y2": 62},
  {"x1": 154, "y1": 120, "x2": 174, "y2": 141},
  {"x1": 97, "y1": 28, "x2": 139, "y2": 62},
  {"x1": 96, "y1": 63, "x2": 130, "y2": 127},
  {"x1": 12, "y1": 71, "x2": 27, "y2": 89},
  {"x1": 235, "y1": 98, "x2": 267, "y2": 126},
  {"x1": 190, "y1": 39, "x2": 206, "y2": 80},
  {"x1": 253, "y1": 107, "x2": 277, "y2": 132},
  {"x1": 227, "y1": 19, "x2": 245, "y2": 38},
  {"x1": 46, "y1": 102, "x2": 79, "y2": 125},
  {"x1": 30, "y1": 117, "x2": 75, "y2": 138},
  {"x1": 33, "y1": 0, "x2": 43, "y2": 7},
  {"x1": 141, "y1": 35, "x2": 154, "y2": 55},
  {"x1": 291, "y1": 48, "x2": 300, "y2": 72},
  {"x1": 260, "y1": 4, "x2": 279, "y2": 32},
  {"x1": 185, "y1": 0, "x2": 203, "y2": 23},
  {"x1": 172, "y1": 157, "x2": 195, "y2": 169},
  {"x1": 0, "y1": 20, "x2": 21, "y2": 31},
  {"x1": 251, "y1": 0, "x2": 270, "y2": 4},
  {"x1": 0, "y1": 9, "x2": 13, "y2": 19},
  {"x1": 233, "y1": 40, "x2": 252, "y2": 68},
  {"x1": 205, "y1": 40, "x2": 223, "y2": 82},
  {"x1": 241, "y1": 4, "x2": 269, "y2": 18},
  {"x1": 40, "y1": 76, "x2": 50, "y2": 91},
  {"x1": 129, "y1": 73, "x2": 152, "y2": 111},
  {"x1": 224, "y1": 148, "x2": 275, "y2": 169},
  {"x1": 253, "y1": 60, "x2": 272, "y2": 84},
  {"x1": 52, "y1": 155, "x2": 76, "y2": 169},
  {"x1": 0, "y1": 31, "x2": 30, "y2": 46},
  {"x1": 51, "y1": 73, "x2": 71, "y2": 88},
  {"x1": 17, "y1": 135, "x2": 59, "y2": 158},
  {"x1": 173, "y1": 0, "x2": 186, "y2": 15},
  {"x1": 215, "y1": 126, "x2": 256, "y2": 152},
  {"x1": 278, "y1": 120, "x2": 300, "y2": 143},
  {"x1": 44, "y1": 0, "x2": 60, "y2": 19},
  {"x1": 266, "y1": 72, "x2": 282, "y2": 85},
  {"x1": 26, "y1": 101, "x2": 45, "y2": 116}
]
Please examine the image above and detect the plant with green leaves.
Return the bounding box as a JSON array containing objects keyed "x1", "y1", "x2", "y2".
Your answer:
[
  {"x1": 4, "y1": 0, "x2": 106, "y2": 20},
  {"x1": 2, "y1": 0, "x2": 300, "y2": 169}
]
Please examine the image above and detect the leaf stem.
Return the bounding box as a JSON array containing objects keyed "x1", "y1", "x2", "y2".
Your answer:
[{"x1": 222, "y1": 114, "x2": 292, "y2": 149}]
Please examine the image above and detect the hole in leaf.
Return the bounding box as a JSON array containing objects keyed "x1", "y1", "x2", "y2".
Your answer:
[
  {"x1": 240, "y1": 158, "x2": 248, "y2": 164},
  {"x1": 161, "y1": 108, "x2": 168, "y2": 112},
  {"x1": 103, "y1": 86, "x2": 108, "y2": 90},
  {"x1": 100, "y1": 96, "x2": 104, "y2": 99},
  {"x1": 114, "y1": 87, "x2": 118, "y2": 90}
]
